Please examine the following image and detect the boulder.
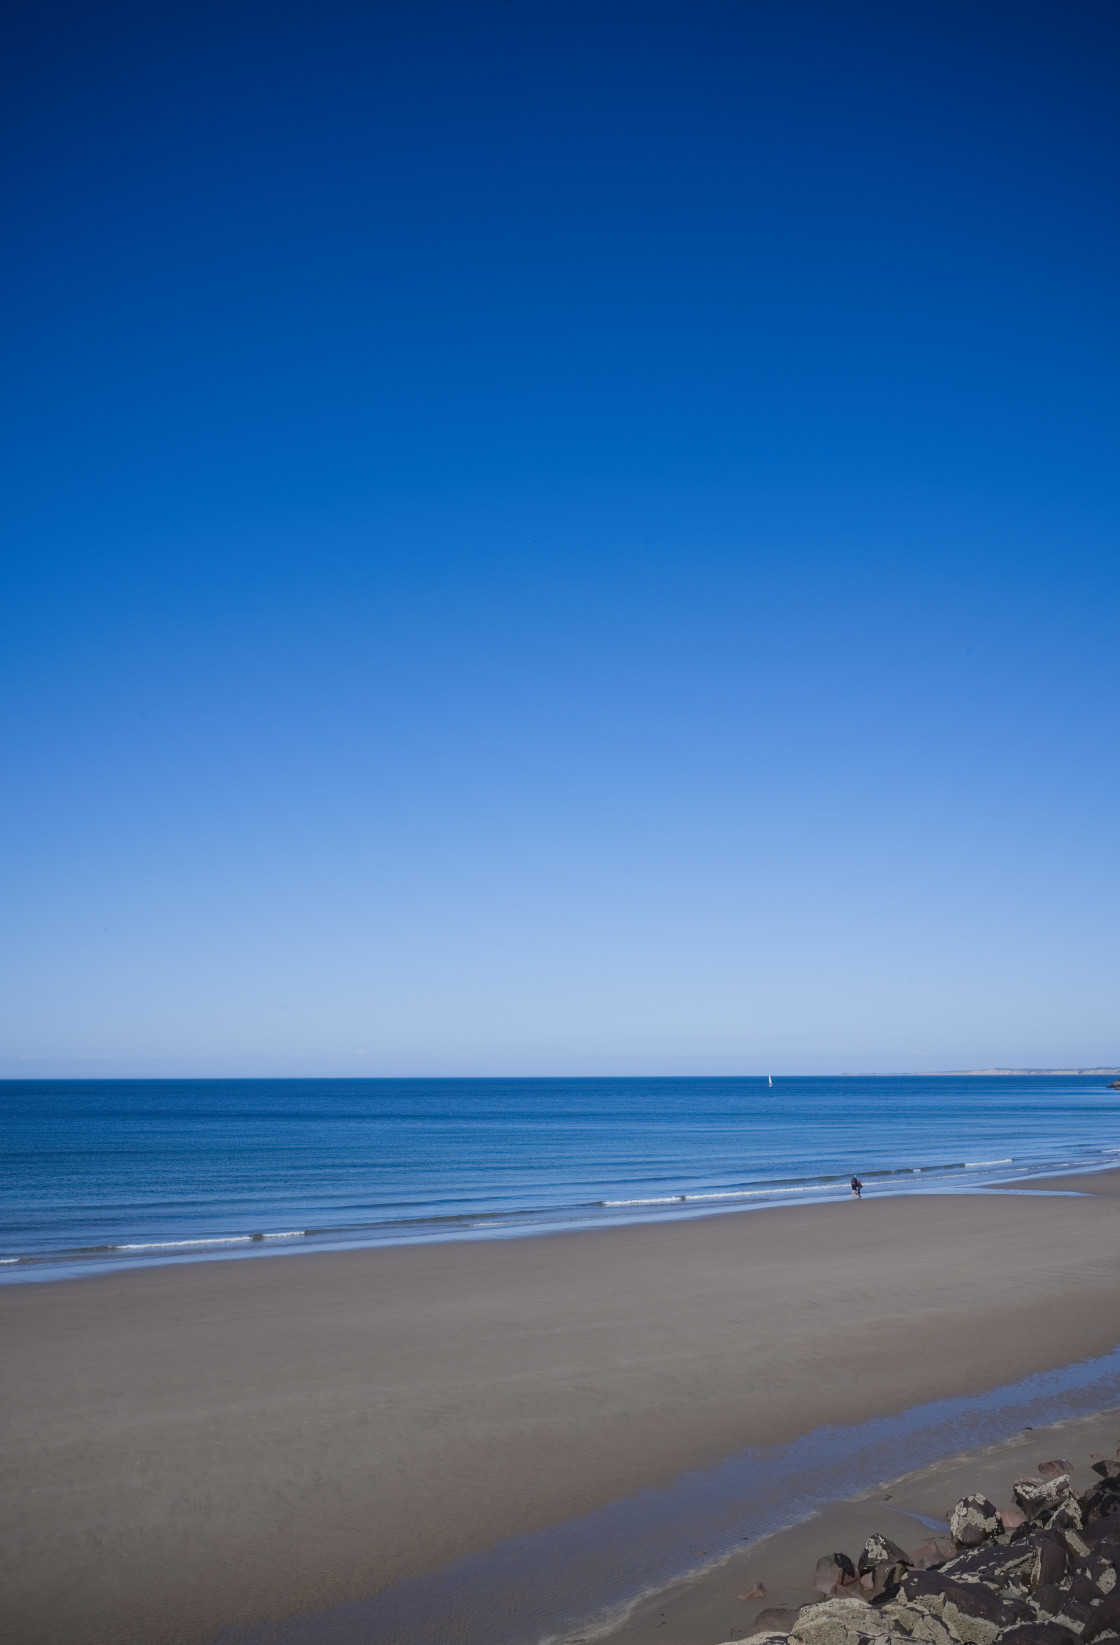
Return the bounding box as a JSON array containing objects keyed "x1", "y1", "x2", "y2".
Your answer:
[
  {"x1": 869, "y1": 1559, "x2": 908, "y2": 1600},
  {"x1": 996, "y1": 1626, "x2": 1079, "y2": 1645},
  {"x1": 1027, "y1": 1535, "x2": 1069, "y2": 1589},
  {"x1": 814, "y1": 1553, "x2": 858, "y2": 1595},
  {"x1": 1076, "y1": 1555, "x2": 1119, "y2": 1596},
  {"x1": 1082, "y1": 1586, "x2": 1120, "y2": 1643},
  {"x1": 1046, "y1": 1502, "x2": 1085, "y2": 1534},
  {"x1": 1014, "y1": 1477, "x2": 1077, "y2": 1522},
  {"x1": 878, "y1": 1602, "x2": 956, "y2": 1645},
  {"x1": 886, "y1": 1590, "x2": 1003, "y2": 1645},
  {"x1": 1032, "y1": 1582, "x2": 1065, "y2": 1615},
  {"x1": 1080, "y1": 1508, "x2": 1120, "y2": 1546},
  {"x1": 1080, "y1": 1488, "x2": 1119, "y2": 1526},
  {"x1": 858, "y1": 1534, "x2": 912, "y2": 1574},
  {"x1": 1039, "y1": 1461, "x2": 1076, "y2": 1480},
  {"x1": 950, "y1": 1495, "x2": 1003, "y2": 1547},
  {"x1": 899, "y1": 1568, "x2": 1031, "y2": 1627},
  {"x1": 941, "y1": 1544, "x2": 1035, "y2": 1586},
  {"x1": 1073, "y1": 1559, "x2": 1117, "y2": 1600},
  {"x1": 788, "y1": 1597, "x2": 878, "y2": 1645},
  {"x1": 1055, "y1": 1526, "x2": 1091, "y2": 1561},
  {"x1": 1052, "y1": 1596, "x2": 1094, "y2": 1626}
]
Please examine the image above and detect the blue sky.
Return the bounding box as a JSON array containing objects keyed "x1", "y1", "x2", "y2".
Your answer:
[{"x1": 2, "y1": 0, "x2": 1118, "y2": 1076}]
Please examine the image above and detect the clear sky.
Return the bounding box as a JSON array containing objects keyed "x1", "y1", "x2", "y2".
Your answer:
[{"x1": 2, "y1": 0, "x2": 1117, "y2": 1077}]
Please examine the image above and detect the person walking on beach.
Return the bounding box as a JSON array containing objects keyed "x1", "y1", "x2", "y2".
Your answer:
[{"x1": 850, "y1": 1175, "x2": 862, "y2": 1199}]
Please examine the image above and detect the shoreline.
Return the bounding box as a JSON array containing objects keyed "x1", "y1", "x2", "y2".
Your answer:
[
  {"x1": 597, "y1": 1404, "x2": 1120, "y2": 1645},
  {"x1": 6, "y1": 1161, "x2": 1117, "y2": 1288},
  {"x1": 6, "y1": 1186, "x2": 1120, "y2": 1644}
]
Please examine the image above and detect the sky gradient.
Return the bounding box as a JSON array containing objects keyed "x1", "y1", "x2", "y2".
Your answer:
[{"x1": 3, "y1": 0, "x2": 1118, "y2": 1075}]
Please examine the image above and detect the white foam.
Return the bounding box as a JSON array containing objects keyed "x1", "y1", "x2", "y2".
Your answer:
[
  {"x1": 602, "y1": 1196, "x2": 685, "y2": 1206},
  {"x1": 603, "y1": 1184, "x2": 836, "y2": 1207},
  {"x1": 966, "y1": 1159, "x2": 1013, "y2": 1167},
  {"x1": 111, "y1": 1230, "x2": 307, "y2": 1252}
]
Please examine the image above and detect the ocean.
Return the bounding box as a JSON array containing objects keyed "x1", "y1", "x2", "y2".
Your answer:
[{"x1": 2, "y1": 1073, "x2": 1119, "y2": 1282}]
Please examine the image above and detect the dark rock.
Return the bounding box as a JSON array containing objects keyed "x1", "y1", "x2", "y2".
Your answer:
[
  {"x1": 1044, "y1": 1503, "x2": 1086, "y2": 1534},
  {"x1": 1029, "y1": 1536, "x2": 1071, "y2": 1588},
  {"x1": 1058, "y1": 1528, "x2": 1093, "y2": 1562},
  {"x1": 1041, "y1": 1462, "x2": 1077, "y2": 1480},
  {"x1": 1081, "y1": 1492, "x2": 1115, "y2": 1526},
  {"x1": 1054, "y1": 1596, "x2": 1095, "y2": 1625},
  {"x1": 869, "y1": 1560, "x2": 907, "y2": 1601},
  {"x1": 1015, "y1": 1477, "x2": 1077, "y2": 1523},
  {"x1": 1076, "y1": 1555, "x2": 1120, "y2": 1597},
  {"x1": 1083, "y1": 1587, "x2": 1120, "y2": 1643},
  {"x1": 899, "y1": 1568, "x2": 1031, "y2": 1625},
  {"x1": 1033, "y1": 1583, "x2": 1067, "y2": 1615},
  {"x1": 1092, "y1": 1463, "x2": 1120, "y2": 1480},
  {"x1": 766, "y1": 1464, "x2": 1117, "y2": 1645},
  {"x1": 1074, "y1": 1562, "x2": 1117, "y2": 1602},
  {"x1": 997, "y1": 1625, "x2": 1080, "y2": 1645},
  {"x1": 951, "y1": 1494, "x2": 1004, "y2": 1546},
  {"x1": 1080, "y1": 1510, "x2": 1120, "y2": 1546},
  {"x1": 942, "y1": 1544, "x2": 1036, "y2": 1585},
  {"x1": 857, "y1": 1534, "x2": 911, "y2": 1575}
]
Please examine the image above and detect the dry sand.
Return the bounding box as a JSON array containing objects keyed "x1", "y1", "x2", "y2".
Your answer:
[{"x1": 5, "y1": 1190, "x2": 1120, "y2": 1645}]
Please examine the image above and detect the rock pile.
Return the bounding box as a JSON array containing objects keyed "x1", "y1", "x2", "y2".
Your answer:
[{"x1": 737, "y1": 1453, "x2": 1120, "y2": 1645}]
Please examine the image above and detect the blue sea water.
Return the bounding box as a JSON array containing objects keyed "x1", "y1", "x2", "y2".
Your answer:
[{"x1": 2, "y1": 1073, "x2": 1119, "y2": 1282}]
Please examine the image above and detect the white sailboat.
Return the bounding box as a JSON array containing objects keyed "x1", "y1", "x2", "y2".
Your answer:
[{"x1": 768, "y1": 1075, "x2": 773, "y2": 1087}]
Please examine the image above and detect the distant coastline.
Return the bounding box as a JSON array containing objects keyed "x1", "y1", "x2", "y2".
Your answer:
[
  {"x1": 837, "y1": 1067, "x2": 1120, "y2": 1076},
  {"x1": 926, "y1": 1066, "x2": 1120, "y2": 1075}
]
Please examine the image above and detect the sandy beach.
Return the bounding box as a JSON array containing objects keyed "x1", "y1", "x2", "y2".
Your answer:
[
  {"x1": 6, "y1": 1187, "x2": 1120, "y2": 1645},
  {"x1": 602, "y1": 1404, "x2": 1120, "y2": 1645}
]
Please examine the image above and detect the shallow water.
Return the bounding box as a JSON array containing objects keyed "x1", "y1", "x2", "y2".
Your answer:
[
  {"x1": 3, "y1": 1073, "x2": 1120, "y2": 1280},
  {"x1": 213, "y1": 1346, "x2": 1120, "y2": 1645}
]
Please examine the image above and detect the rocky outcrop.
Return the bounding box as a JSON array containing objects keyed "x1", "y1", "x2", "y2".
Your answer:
[{"x1": 724, "y1": 1447, "x2": 1120, "y2": 1645}]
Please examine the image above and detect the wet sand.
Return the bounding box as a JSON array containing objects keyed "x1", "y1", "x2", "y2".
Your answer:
[
  {"x1": 603, "y1": 1407, "x2": 1120, "y2": 1645},
  {"x1": 999, "y1": 1165, "x2": 1120, "y2": 1195},
  {"x1": 5, "y1": 1191, "x2": 1120, "y2": 1645}
]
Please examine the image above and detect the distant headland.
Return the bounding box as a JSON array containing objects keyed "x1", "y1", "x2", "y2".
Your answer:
[
  {"x1": 928, "y1": 1066, "x2": 1120, "y2": 1076},
  {"x1": 837, "y1": 1068, "x2": 1120, "y2": 1076}
]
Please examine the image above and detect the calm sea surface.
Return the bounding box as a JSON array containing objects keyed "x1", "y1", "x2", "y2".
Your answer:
[{"x1": 2, "y1": 1074, "x2": 1119, "y2": 1282}]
